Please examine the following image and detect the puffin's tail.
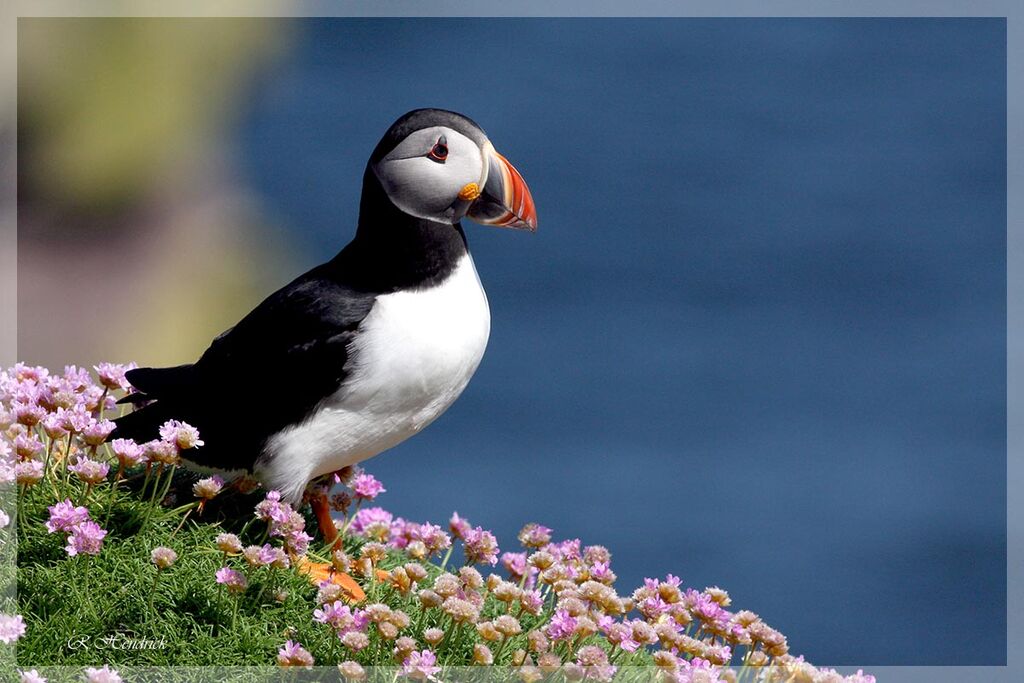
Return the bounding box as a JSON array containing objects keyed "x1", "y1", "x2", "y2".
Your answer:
[{"x1": 109, "y1": 364, "x2": 198, "y2": 443}]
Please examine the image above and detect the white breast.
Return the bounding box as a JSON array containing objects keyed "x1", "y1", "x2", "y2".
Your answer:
[{"x1": 258, "y1": 254, "x2": 490, "y2": 502}]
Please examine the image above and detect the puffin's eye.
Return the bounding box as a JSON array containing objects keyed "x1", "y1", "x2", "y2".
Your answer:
[{"x1": 428, "y1": 137, "x2": 448, "y2": 163}]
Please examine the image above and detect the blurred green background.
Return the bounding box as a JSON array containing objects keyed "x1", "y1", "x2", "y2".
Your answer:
[{"x1": 18, "y1": 18, "x2": 296, "y2": 367}]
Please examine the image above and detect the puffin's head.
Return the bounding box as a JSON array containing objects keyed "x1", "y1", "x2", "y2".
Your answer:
[{"x1": 369, "y1": 109, "x2": 537, "y2": 231}]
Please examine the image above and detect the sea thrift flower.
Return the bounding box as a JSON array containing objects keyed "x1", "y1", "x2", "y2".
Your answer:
[
  {"x1": 84, "y1": 665, "x2": 122, "y2": 683},
  {"x1": 502, "y1": 551, "x2": 529, "y2": 579},
  {"x1": 68, "y1": 457, "x2": 109, "y2": 485},
  {"x1": 82, "y1": 419, "x2": 116, "y2": 447},
  {"x1": 13, "y1": 401, "x2": 46, "y2": 427},
  {"x1": 464, "y1": 526, "x2": 499, "y2": 565},
  {"x1": 58, "y1": 405, "x2": 93, "y2": 434},
  {"x1": 15, "y1": 460, "x2": 45, "y2": 486},
  {"x1": 350, "y1": 506, "x2": 394, "y2": 535},
  {"x1": 95, "y1": 362, "x2": 136, "y2": 391},
  {"x1": 277, "y1": 640, "x2": 314, "y2": 668},
  {"x1": 341, "y1": 631, "x2": 370, "y2": 651},
  {"x1": 110, "y1": 438, "x2": 145, "y2": 467},
  {"x1": 0, "y1": 613, "x2": 26, "y2": 643},
  {"x1": 546, "y1": 609, "x2": 578, "y2": 641},
  {"x1": 193, "y1": 475, "x2": 224, "y2": 502},
  {"x1": 159, "y1": 419, "x2": 204, "y2": 450},
  {"x1": 518, "y1": 523, "x2": 552, "y2": 548},
  {"x1": 45, "y1": 500, "x2": 91, "y2": 533},
  {"x1": 18, "y1": 670, "x2": 46, "y2": 683},
  {"x1": 423, "y1": 628, "x2": 444, "y2": 646},
  {"x1": 41, "y1": 413, "x2": 68, "y2": 440},
  {"x1": 215, "y1": 567, "x2": 247, "y2": 594},
  {"x1": 13, "y1": 434, "x2": 43, "y2": 460},
  {"x1": 144, "y1": 440, "x2": 179, "y2": 466},
  {"x1": 215, "y1": 533, "x2": 243, "y2": 554},
  {"x1": 351, "y1": 472, "x2": 386, "y2": 500},
  {"x1": 65, "y1": 521, "x2": 107, "y2": 556},
  {"x1": 473, "y1": 643, "x2": 494, "y2": 665},
  {"x1": 151, "y1": 546, "x2": 178, "y2": 569},
  {"x1": 576, "y1": 645, "x2": 616, "y2": 682},
  {"x1": 449, "y1": 511, "x2": 471, "y2": 540},
  {"x1": 338, "y1": 661, "x2": 366, "y2": 680},
  {"x1": 402, "y1": 650, "x2": 441, "y2": 679}
]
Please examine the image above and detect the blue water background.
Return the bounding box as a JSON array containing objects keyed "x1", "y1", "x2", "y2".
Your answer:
[{"x1": 236, "y1": 19, "x2": 1006, "y2": 665}]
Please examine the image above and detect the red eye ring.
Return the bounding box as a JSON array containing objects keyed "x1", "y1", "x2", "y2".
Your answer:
[{"x1": 429, "y1": 139, "x2": 448, "y2": 162}]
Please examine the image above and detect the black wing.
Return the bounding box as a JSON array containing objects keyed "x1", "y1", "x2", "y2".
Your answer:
[{"x1": 112, "y1": 265, "x2": 377, "y2": 472}]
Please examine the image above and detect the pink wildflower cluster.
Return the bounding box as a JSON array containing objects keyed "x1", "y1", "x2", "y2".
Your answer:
[
  {"x1": 302, "y1": 492, "x2": 875, "y2": 681},
  {"x1": 45, "y1": 499, "x2": 107, "y2": 557},
  {"x1": 1, "y1": 363, "x2": 207, "y2": 523},
  {"x1": 255, "y1": 489, "x2": 313, "y2": 555}
]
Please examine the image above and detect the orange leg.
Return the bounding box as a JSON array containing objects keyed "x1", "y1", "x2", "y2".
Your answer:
[{"x1": 310, "y1": 490, "x2": 340, "y2": 547}]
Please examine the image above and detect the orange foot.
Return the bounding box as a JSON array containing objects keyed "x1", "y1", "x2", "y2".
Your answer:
[{"x1": 295, "y1": 556, "x2": 366, "y2": 602}]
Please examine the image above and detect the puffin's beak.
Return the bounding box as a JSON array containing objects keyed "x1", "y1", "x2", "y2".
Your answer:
[{"x1": 466, "y1": 146, "x2": 537, "y2": 231}]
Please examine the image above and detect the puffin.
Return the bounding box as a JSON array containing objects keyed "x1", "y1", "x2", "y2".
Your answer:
[{"x1": 111, "y1": 109, "x2": 536, "y2": 541}]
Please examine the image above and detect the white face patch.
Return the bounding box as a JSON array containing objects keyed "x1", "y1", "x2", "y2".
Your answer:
[{"x1": 373, "y1": 126, "x2": 485, "y2": 223}]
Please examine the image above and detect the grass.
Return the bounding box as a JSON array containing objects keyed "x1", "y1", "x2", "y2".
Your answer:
[{"x1": 16, "y1": 472, "x2": 333, "y2": 666}]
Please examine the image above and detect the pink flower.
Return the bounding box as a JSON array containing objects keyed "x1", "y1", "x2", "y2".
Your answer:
[
  {"x1": 216, "y1": 566, "x2": 247, "y2": 594},
  {"x1": 0, "y1": 613, "x2": 26, "y2": 643},
  {"x1": 94, "y1": 362, "x2": 137, "y2": 392},
  {"x1": 284, "y1": 529, "x2": 312, "y2": 556},
  {"x1": 351, "y1": 473, "x2": 386, "y2": 500},
  {"x1": 65, "y1": 521, "x2": 107, "y2": 556},
  {"x1": 13, "y1": 401, "x2": 46, "y2": 427},
  {"x1": 15, "y1": 460, "x2": 45, "y2": 485},
  {"x1": 449, "y1": 511, "x2": 471, "y2": 540},
  {"x1": 18, "y1": 669, "x2": 46, "y2": 683},
  {"x1": 40, "y1": 413, "x2": 68, "y2": 440},
  {"x1": 350, "y1": 506, "x2": 393, "y2": 535},
  {"x1": 82, "y1": 419, "x2": 116, "y2": 446},
  {"x1": 151, "y1": 546, "x2": 178, "y2": 569},
  {"x1": 277, "y1": 639, "x2": 314, "y2": 668},
  {"x1": 502, "y1": 551, "x2": 527, "y2": 579},
  {"x1": 158, "y1": 419, "x2": 204, "y2": 450},
  {"x1": 110, "y1": 438, "x2": 145, "y2": 467},
  {"x1": 676, "y1": 658, "x2": 722, "y2": 683},
  {"x1": 255, "y1": 490, "x2": 290, "y2": 526},
  {"x1": 84, "y1": 665, "x2": 122, "y2": 683},
  {"x1": 402, "y1": 649, "x2": 440, "y2": 679},
  {"x1": 517, "y1": 523, "x2": 552, "y2": 548},
  {"x1": 45, "y1": 499, "x2": 91, "y2": 533},
  {"x1": 314, "y1": 601, "x2": 368, "y2": 634},
  {"x1": 193, "y1": 475, "x2": 224, "y2": 500},
  {"x1": 68, "y1": 457, "x2": 110, "y2": 485},
  {"x1": 463, "y1": 526, "x2": 499, "y2": 566},
  {"x1": 58, "y1": 405, "x2": 93, "y2": 434},
  {"x1": 13, "y1": 434, "x2": 43, "y2": 460},
  {"x1": 546, "y1": 609, "x2": 577, "y2": 641}
]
